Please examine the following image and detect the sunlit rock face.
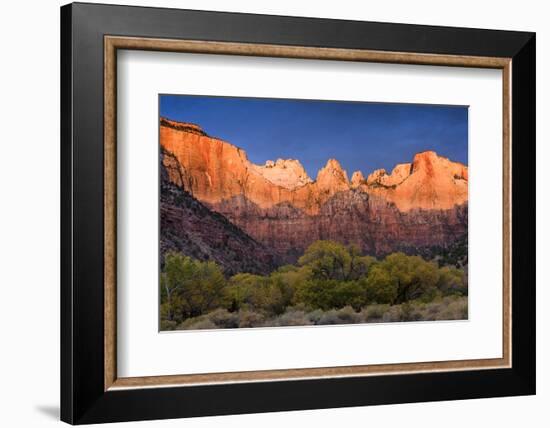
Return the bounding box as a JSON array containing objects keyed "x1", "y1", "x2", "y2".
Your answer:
[
  {"x1": 250, "y1": 158, "x2": 312, "y2": 190},
  {"x1": 160, "y1": 118, "x2": 468, "y2": 262},
  {"x1": 350, "y1": 170, "x2": 365, "y2": 188}
]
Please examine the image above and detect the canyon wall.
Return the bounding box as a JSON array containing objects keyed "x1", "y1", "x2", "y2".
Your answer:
[
  {"x1": 160, "y1": 118, "x2": 468, "y2": 265},
  {"x1": 161, "y1": 150, "x2": 278, "y2": 275}
]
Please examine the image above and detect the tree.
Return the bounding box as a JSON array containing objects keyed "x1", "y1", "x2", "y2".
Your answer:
[
  {"x1": 331, "y1": 281, "x2": 367, "y2": 310},
  {"x1": 226, "y1": 273, "x2": 294, "y2": 315},
  {"x1": 298, "y1": 240, "x2": 376, "y2": 281},
  {"x1": 351, "y1": 255, "x2": 377, "y2": 280},
  {"x1": 269, "y1": 268, "x2": 308, "y2": 312},
  {"x1": 363, "y1": 264, "x2": 398, "y2": 304},
  {"x1": 294, "y1": 279, "x2": 337, "y2": 310},
  {"x1": 294, "y1": 278, "x2": 366, "y2": 310},
  {"x1": 298, "y1": 240, "x2": 352, "y2": 281},
  {"x1": 160, "y1": 251, "x2": 226, "y2": 322},
  {"x1": 437, "y1": 266, "x2": 467, "y2": 296},
  {"x1": 188, "y1": 259, "x2": 226, "y2": 315},
  {"x1": 226, "y1": 273, "x2": 269, "y2": 312},
  {"x1": 160, "y1": 243, "x2": 465, "y2": 328},
  {"x1": 380, "y1": 253, "x2": 439, "y2": 304},
  {"x1": 161, "y1": 252, "x2": 194, "y2": 322}
]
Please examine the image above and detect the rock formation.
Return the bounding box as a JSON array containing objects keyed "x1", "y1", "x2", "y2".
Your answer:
[
  {"x1": 250, "y1": 158, "x2": 312, "y2": 190},
  {"x1": 161, "y1": 149, "x2": 278, "y2": 275},
  {"x1": 350, "y1": 171, "x2": 365, "y2": 188},
  {"x1": 160, "y1": 118, "x2": 468, "y2": 264}
]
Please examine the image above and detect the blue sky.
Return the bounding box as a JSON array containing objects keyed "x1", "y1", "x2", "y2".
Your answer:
[{"x1": 160, "y1": 95, "x2": 468, "y2": 178}]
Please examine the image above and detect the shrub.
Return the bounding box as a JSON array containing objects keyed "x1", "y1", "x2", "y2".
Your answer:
[
  {"x1": 336, "y1": 306, "x2": 359, "y2": 323},
  {"x1": 317, "y1": 306, "x2": 360, "y2": 325},
  {"x1": 317, "y1": 310, "x2": 342, "y2": 325},
  {"x1": 206, "y1": 308, "x2": 239, "y2": 328},
  {"x1": 160, "y1": 319, "x2": 178, "y2": 331},
  {"x1": 361, "y1": 304, "x2": 390, "y2": 321},
  {"x1": 160, "y1": 243, "x2": 468, "y2": 330},
  {"x1": 238, "y1": 310, "x2": 266, "y2": 328},
  {"x1": 177, "y1": 316, "x2": 217, "y2": 330},
  {"x1": 174, "y1": 296, "x2": 468, "y2": 329},
  {"x1": 187, "y1": 319, "x2": 217, "y2": 330},
  {"x1": 434, "y1": 297, "x2": 468, "y2": 320},
  {"x1": 271, "y1": 310, "x2": 312, "y2": 327},
  {"x1": 305, "y1": 309, "x2": 324, "y2": 323},
  {"x1": 381, "y1": 306, "x2": 403, "y2": 322},
  {"x1": 400, "y1": 302, "x2": 424, "y2": 321}
]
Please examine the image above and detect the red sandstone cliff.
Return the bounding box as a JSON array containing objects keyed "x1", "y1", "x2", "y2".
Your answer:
[
  {"x1": 160, "y1": 118, "x2": 468, "y2": 262},
  {"x1": 161, "y1": 149, "x2": 278, "y2": 275}
]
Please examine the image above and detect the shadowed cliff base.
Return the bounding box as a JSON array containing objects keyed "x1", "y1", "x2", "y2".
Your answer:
[
  {"x1": 161, "y1": 150, "x2": 279, "y2": 275},
  {"x1": 210, "y1": 191, "x2": 467, "y2": 264}
]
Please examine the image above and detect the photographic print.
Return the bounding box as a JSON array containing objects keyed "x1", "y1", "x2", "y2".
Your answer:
[{"x1": 159, "y1": 95, "x2": 468, "y2": 331}]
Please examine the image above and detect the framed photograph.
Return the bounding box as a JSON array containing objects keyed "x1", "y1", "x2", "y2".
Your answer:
[{"x1": 61, "y1": 2, "x2": 535, "y2": 424}]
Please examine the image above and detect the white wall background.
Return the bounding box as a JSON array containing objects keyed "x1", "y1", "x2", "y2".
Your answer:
[{"x1": 0, "y1": 0, "x2": 545, "y2": 427}]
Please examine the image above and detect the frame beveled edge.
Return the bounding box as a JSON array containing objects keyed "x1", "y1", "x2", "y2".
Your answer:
[
  {"x1": 60, "y1": 4, "x2": 74, "y2": 423},
  {"x1": 104, "y1": 35, "x2": 513, "y2": 391},
  {"x1": 104, "y1": 35, "x2": 117, "y2": 391}
]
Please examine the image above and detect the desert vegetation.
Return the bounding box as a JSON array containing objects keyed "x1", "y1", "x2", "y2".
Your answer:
[{"x1": 160, "y1": 240, "x2": 468, "y2": 331}]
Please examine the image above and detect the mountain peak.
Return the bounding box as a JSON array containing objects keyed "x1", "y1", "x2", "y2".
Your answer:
[
  {"x1": 316, "y1": 158, "x2": 350, "y2": 189},
  {"x1": 325, "y1": 158, "x2": 344, "y2": 170},
  {"x1": 411, "y1": 150, "x2": 467, "y2": 179},
  {"x1": 351, "y1": 171, "x2": 365, "y2": 188},
  {"x1": 377, "y1": 150, "x2": 468, "y2": 210},
  {"x1": 367, "y1": 163, "x2": 412, "y2": 187},
  {"x1": 411, "y1": 150, "x2": 446, "y2": 175},
  {"x1": 251, "y1": 158, "x2": 312, "y2": 190},
  {"x1": 414, "y1": 150, "x2": 438, "y2": 159},
  {"x1": 160, "y1": 119, "x2": 467, "y2": 213},
  {"x1": 366, "y1": 168, "x2": 388, "y2": 185}
]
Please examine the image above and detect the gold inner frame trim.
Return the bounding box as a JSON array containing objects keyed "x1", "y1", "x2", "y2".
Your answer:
[{"x1": 104, "y1": 35, "x2": 512, "y2": 391}]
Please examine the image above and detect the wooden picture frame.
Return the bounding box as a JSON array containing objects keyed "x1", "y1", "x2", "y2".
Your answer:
[{"x1": 61, "y1": 2, "x2": 535, "y2": 424}]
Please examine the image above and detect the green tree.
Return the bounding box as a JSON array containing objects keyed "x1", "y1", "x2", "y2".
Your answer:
[
  {"x1": 363, "y1": 264, "x2": 398, "y2": 304},
  {"x1": 161, "y1": 252, "x2": 194, "y2": 322},
  {"x1": 298, "y1": 240, "x2": 376, "y2": 281},
  {"x1": 294, "y1": 278, "x2": 366, "y2": 310},
  {"x1": 226, "y1": 273, "x2": 293, "y2": 315},
  {"x1": 161, "y1": 251, "x2": 226, "y2": 322},
  {"x1": 269, "y1": 267, "x2": 310, "y2": 312},
  {"x1": 380, "y1": 253, "x2": 439, "y2": 304},
  {"x1": 160, "y1": 243, "x2": 466, "y2": 328},
  {"x1": 225, "y1": 273, "x2": 264, "y2": 311},
  {"x1": 294, "y1": 279, "x2": 337, "y2": 310},
  {"x1": 298, "y1": 240, "x2": 352, "y2": 280},
  {"x1": 437, "y1": 266, "x2": 467, "y2": 296},
  {"x1": 346, "y1": 244, "x2": 378, "y2": 280},
  {"x1": 351, "y1": 255, "x2": 377, "y2": 280},
  {"x1": 331, "y1": 281, "x2": 367, "y2": 310}
]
